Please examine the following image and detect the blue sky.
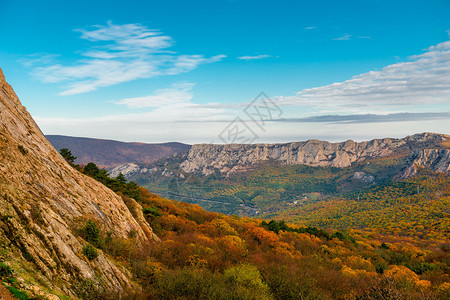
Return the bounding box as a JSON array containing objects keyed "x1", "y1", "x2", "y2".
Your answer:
[{"x1": 0, "y1": 0, "x2": 449, "y2": 143}]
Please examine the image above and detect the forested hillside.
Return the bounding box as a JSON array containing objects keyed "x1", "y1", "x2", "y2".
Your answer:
[
  {"x1": 77, "y1": 168, "x2": 450, "y2": 299},
  {"x1": 268, "y1": 170, "x2": 450, "y2": 240},
  {"x1": 130, "y1": 154, "x2": 408, "y2": 215},
  {"x1": 48, "y1": 158, "x2": 450, "y2": 299}
]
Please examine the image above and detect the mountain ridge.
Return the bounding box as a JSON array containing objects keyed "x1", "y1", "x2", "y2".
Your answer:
[
  {"x1": 179, "y1": 132, "x2": 449, "y2": 176},
  {"x1": 109, "y1": 132, "x2": 449, "y2": 180},
  {"x1": 46, "y1": 134, "x2": 190, "y2": 168},
  {"x1": 107, "y1": 132, "x2": 449, "y2": 216}
]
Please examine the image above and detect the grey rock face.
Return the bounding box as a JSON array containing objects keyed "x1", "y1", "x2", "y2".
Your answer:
[
  {"x1": 398, "y1": 149, "x2": 450, "y2": 180},
  {"x1": 353, "y1": 172, "x2": 375, "y2": 183},
  {"x1": 109, "y1": 163, "x2": 140, "y2": 177},
  {"x1": 179, "y1": 133, "x2": 449, "y2": 176}
]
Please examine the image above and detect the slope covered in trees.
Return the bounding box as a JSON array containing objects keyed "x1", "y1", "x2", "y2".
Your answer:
[
  {"x1": 52, "y1": 157, "x2": 450, "y2": 299},
  {"x1": 3, "y1": 144, "x2": 444, "y2": 299},
  {"x1": 269, "y1": 170, "x2": 449, "y2": 240},
  {"x1": 135, "y1": 156, "x2": 407, "y2": 215},
  {"x1": 102, "y1": 183, "x2": 450, "y2": 299}
]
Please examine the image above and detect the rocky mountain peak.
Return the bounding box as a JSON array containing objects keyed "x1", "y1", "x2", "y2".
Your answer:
[{"x1": 0, "y1": 67, "x2": 157, "y2": 297}]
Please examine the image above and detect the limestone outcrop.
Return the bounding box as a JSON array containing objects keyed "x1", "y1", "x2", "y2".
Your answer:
[
  {"x1": 179, "y1": 133, "x2": 449, "y2": 176},
  {"x1": 398, "y1": 149, "x2": 450, "y2": 180}
]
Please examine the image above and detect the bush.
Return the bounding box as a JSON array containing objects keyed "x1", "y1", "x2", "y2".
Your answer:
[
  {"x1": 0, "y1": 262, "x2": 13, "y2": 279},
  {"x1": 59, "y1": 148, "x2": 76, "y2": 164},
  {"x1": 407, "y1": 262, "x2": 437, "y2": 275},
  {"x1": 149, "y1": 268, "x2": 216, "y2": 299},
  {"x1": 83, "y1": 162, "x2": 100, "y2": 177},
  {"x1": 6, "y1": 286, "x2": 28, "y2": 300},
  {"x1": 82, "y1": 244, "x2": 99, "y2": 260},
  {"x1": 375, "y1": 262, "x2": 387, "y2": 274},
  {"x1": 148, "y1": 266, "x2": 273, "y2": 300},
  {"x1": 143, "y1": 207, "x2": 162, "y2": 217},
  {"x1": 223, "y1": 264, "x2": 273, "y2": 300},
  {"x1": 261, "y1": 264, "x2": 321, "y2": 300},
  {"x1": 75, "y1": 278, "x2": 113, "y2": 300},
  {"x1": 82, "y1": 220, "x2": 101, "y2": 247}
]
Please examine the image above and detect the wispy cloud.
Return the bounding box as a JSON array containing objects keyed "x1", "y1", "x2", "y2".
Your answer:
[
  {"x1": 237, "y1": 54, "x2": 271, "y2": 60},
  {"x1": 333, "y1": 34, "x2": 351, "y2": 41},
  {"x1": 112, "y1": 82, "x2": 238, "y2": 123},
  {"x1": 35, "y1": 38, "x2": 450, "y2": 143},
  {"x1": 20, "y1": 54, "x2": 60, "y2": 67},
  {"x1": 279, "y1": 40, "x2": 450, "y2": 110},
  {"x1": 115, "y1": 83, "x2": 194, "y2": 108},
  {"x1": 30, "y1": 21, "x2": 226, "y2": 95},
  {"x1": 304, "y1": 26, "x2": 317, "y2": 30},
  {"x1": 275, "y1": 112, "x2": 450, "y2": 124}
]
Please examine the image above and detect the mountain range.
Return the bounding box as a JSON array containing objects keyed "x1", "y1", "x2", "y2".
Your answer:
[
  {"x1": 46, "y1": 135, "x2": 190, "y2": 168},
  {"x1": 108, "y1": 132, "x2": 450, "y2": 178},
  {"x1": 0, "y1": 67, "x2": 449, "y2": 299},
  {"x1": 101, "y1": 132, "x2": 450, "y2": 215}
]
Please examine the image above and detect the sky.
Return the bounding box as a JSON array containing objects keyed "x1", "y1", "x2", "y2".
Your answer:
[{"x1": 0, "y1": 0, "x2": 449, "y2": 144}]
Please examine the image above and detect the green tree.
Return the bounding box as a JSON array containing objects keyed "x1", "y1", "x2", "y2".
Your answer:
[
  {"x1": 223, "y1": 264, "x2": 273, "y2": 300},
  {"x1": 82, "y1": 244, "x2": 99, "y2": 260},
  {"x1": 116, "y1": 173, "x2": 127, "y2": 185},
  {"x1": 60, "y1": 148, "x2": 77, "y2": 164},
  {"x1": 84, "y1": 162, "x2": 100, "y2": 177},
  {"x1": 83, "y1": 219, "x2": 101, "y2": 247}
]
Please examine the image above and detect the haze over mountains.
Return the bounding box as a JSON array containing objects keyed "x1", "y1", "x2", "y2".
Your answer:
[{"x1": 46, "y1": 135, "x2": 190, "y2": 168}]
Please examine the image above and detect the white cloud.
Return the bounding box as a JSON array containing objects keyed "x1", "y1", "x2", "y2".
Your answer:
[
  {"x1": 237, "y1": 54, "x2": 271, "y2": 60},
  {"x1": 333, "y1": 34, "x2": 351, "y2": 41},
  {"x1": 35, "y1": 97, "x2": 233, "y2": 143},
  {"x1": 164, "y1": 54, "x2": 226, "y2": 75},
  {"x1": 115, "y1": 83, "x2": 194, "y2": 108},
  {"x1": 35, "y1": 39, "x2": 450, "y2": 144},
  {"x1": 30, "y1": 21, "x2": 226, "y2": 95},
  {"x1": 304, "y1": 26, "x2": 317, "y2": 30},
  {"x1": 278, "y1": 40, "x2": 450, "y2": 110},
  {"x1": 111, "y1": 81, "x2": 239, "y2": 124}
]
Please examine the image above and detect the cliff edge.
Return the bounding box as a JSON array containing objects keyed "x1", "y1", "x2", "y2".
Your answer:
[
  {"x1": 0, "y1": 68, "x2": 156, "y2": 297},
  {"x1": 179, "y1": 133, "x2": 449, "y2": 176}
]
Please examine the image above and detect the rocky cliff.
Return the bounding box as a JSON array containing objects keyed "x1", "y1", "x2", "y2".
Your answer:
[
  {"x1": 0, "y1": 68, "x2": 157, "y2": 298},
  {"x1": 179, "y1": 133, "x2": 449, "y2": 176},
  {"x1": 398, "y1": 148, "x2": 450, "y2": 180}
]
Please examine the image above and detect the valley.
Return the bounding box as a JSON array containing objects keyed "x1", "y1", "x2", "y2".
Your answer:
[
  {"x1": 2, "y1": 1, "x2": 450, "y2": 298},
  {"x1": 105, "y1": 133, "x2": 449, "y2": 218},
  {"x1": 0, "y1": 70, "x2": 447, "y2": 298}
]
